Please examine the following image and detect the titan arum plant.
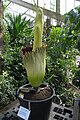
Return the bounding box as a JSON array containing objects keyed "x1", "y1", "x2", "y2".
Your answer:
[{"x1": 22, "y1": 7, "x2": 46, "y2": 88}]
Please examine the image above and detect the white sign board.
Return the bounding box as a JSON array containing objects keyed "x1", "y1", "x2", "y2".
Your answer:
[{"x1": 17, "y1": 106, "x2": 31, "y2": 120}]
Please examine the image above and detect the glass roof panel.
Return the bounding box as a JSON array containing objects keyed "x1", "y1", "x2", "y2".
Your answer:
[
  {"x1": 60, "y1": 0, "x2": 80, "y2": 15},
  {"x1": 5, "y1": 1, "x2": 35, "y2": 20},
  {"x1": 3, "y1": 0, "x2": 80, "y2": 25},
  {"x1": 5, "y1": 0, "x2": 80, "y2": 16},
  {"x1": 7, "y1": 2, "x2": 28, "y2": 15}
]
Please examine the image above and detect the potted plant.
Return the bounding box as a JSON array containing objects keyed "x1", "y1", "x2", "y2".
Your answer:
[{"x1": 17, "y1": 7, "x2": 54, "y2": 120}]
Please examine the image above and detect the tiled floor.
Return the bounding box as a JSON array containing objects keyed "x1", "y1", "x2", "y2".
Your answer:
[
  {"x1": 0, "y1": 100, "x2": 73, "y2": 120},
  {"x1": 49, "y1": 103, "x2": 73, "y2": 120}
]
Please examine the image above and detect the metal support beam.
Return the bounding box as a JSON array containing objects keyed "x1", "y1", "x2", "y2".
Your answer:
[
  {"x1": 56, "y1": 0, "x2": 61, "y2": 25},
  {"x1": 9, "y1": 0, "x2": 62, "y2": 21}
]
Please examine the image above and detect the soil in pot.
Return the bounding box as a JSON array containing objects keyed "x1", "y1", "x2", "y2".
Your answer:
[
  {"x1": 18, "y1": 84, "x2": 54, "y2": 120},
  {"x1": 22, "y1": 84, "x2": 52, "y2": 100}
]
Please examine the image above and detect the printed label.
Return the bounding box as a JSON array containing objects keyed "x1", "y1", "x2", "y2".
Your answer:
[{"x1": 17, "y1": 106, "x2": 31, "y2": 120}]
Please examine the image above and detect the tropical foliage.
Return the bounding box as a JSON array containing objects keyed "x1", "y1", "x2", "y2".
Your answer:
[
  {"x1": 0, "y1": 73, "x2": 15, "y2": 109},
  {"x1": 45, "y1": 6, "x2": 80, "y2": 106},
  {"x1": 3, "y1": 14, "x2": 33, "y2": 87}
]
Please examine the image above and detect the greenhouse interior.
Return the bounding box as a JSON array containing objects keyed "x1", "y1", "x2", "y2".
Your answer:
[{"x1": 0, "y1": 0, "x2": 80, "y2": 120}]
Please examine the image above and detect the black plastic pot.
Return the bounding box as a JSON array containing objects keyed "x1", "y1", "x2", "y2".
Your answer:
[{"x1": 17, "y1": 84, "x2": 54, "y2": 120}]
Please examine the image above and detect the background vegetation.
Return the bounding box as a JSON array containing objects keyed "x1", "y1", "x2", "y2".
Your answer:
[
  {"x1": 45, "y1": 6, "x2": 80, "y2": 106},
  {"x1": 0, "y1": 5, "x2": 80, "y2": 108}
]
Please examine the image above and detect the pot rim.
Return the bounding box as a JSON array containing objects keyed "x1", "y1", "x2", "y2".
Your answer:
[{"x1": 17, "y1": 83, "x2": 54, "y2": 103}]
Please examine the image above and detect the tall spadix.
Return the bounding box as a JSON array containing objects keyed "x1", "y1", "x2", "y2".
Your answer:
[{"x1": 33, "y1": 8, "x2": 44, "y2": 51}]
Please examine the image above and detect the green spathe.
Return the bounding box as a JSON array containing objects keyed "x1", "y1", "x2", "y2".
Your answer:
[{"x1": 23, "y1": 46, "x2": 46, "y2": 87}]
